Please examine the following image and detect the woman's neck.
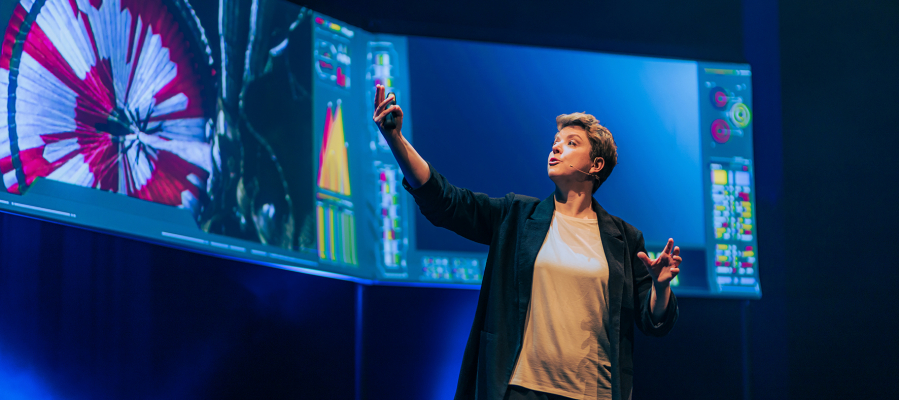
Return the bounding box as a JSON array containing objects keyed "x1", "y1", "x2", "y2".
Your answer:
[{"x1": 553, "y1": 186, "x2": 596, "y2": 219}]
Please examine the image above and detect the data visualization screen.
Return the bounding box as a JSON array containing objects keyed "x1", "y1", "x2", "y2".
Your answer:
[{"x1": 0, "y1": 0, "x2": 759, "y2": 297}]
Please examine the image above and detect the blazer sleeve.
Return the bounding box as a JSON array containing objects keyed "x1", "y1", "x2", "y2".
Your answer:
[
  {"x1": 632, "y1": 231, "x2": 679, "y2": 337},
  {"x1": 400, "y1": 161, "x2": 508, "y2": 245}
]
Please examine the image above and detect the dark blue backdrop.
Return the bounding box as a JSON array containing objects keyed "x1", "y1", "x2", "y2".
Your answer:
[
  {"x1": 0, "y1": 0, "x2": 896, "y2": 399},
  {"x1": 407, "y1": 36, "x2": 706, "y2": 253}
]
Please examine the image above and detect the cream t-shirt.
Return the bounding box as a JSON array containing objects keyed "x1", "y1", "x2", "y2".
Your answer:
[{"x1": 508, "y1": 211, "x2": 612, "y2": 400}]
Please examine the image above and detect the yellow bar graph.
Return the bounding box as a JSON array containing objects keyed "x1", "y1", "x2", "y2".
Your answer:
[
  {"x1": 342, "y1": 212, "x2": 351, "y2": 263},
  {"x1": 315, "y1": 101, "x2": 359, "y2": 266},
  {"x1": 328, "y1": 207, "x2": 335, "y2": 260},
  {"x1": 347, "y1": 213, "x2": 357, "y2": 265},
  {"x1": 317, "y1": 205, "x2": 325, "y2": 258}
]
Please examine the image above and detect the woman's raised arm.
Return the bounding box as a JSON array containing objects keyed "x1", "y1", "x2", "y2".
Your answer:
[
  {"x1": 372, "y1": 84, "x2": 430, "y2": 188},
  {"x1": 373, "y1": 84, "x2": 507, "y2": 244}
]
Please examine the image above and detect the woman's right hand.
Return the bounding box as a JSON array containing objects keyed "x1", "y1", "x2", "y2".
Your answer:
[{"x1": 373, "y1": 84, "x2": 404, "y2": 139}]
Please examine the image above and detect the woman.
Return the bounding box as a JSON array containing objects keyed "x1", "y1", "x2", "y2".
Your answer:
[{"x1": 372, "y1": 84, "x2": 680, "y2": 400}]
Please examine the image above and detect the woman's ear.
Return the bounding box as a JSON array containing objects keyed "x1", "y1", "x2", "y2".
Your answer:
[{"x1": 591, "y1": 157, "x2": 605, "y2": 174}]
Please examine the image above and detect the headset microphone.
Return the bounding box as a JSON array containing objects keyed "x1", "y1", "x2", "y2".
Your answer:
[{"x1": 569, "y1": 164, "x2": 595, "y2": 178}]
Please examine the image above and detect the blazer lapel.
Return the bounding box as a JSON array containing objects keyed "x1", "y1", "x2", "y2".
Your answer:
[
  {"x1": 515, "y1": 194, "x2": 554, "y2": 323},
  {"x1": 592, "y1": 198, "x2": 624, "y2": 319},
  {"x1": 591, "y1": 197, "x2": 625, "y2": 399}
]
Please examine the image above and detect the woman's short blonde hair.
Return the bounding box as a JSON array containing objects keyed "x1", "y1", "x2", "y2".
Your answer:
[{"x1": 555, "y1": 112, "x2": 617, "y2": 193}]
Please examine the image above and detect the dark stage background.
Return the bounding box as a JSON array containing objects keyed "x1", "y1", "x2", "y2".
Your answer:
[{"x1": 0, "y1": 0, "x2": 896, "y2": 399}]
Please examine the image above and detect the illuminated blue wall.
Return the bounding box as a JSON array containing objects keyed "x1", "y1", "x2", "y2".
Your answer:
[
  {"x1": 0, "y1": 212, "x2": 358, "y2": 399},
  {"x1": 409, "y1": 37, "x2": 705, "y2": 252}
]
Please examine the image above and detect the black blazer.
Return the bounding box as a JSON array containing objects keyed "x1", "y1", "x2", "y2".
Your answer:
[{"x1": 402, "y1": 162, "x2": 679, "y2": 400}]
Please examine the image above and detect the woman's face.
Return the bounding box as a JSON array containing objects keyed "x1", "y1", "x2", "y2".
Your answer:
[{"x1": 547, "y1": 126, "x2": 601, "y2": 188}]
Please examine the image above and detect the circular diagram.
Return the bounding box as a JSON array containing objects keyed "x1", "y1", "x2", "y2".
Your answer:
[
  {"x1": 1, "y1": 0, "x2": 216, "y2": 217},
  {"x1": 711, "y1": 119, "x2": 731, "y2": 144},
  {"x1": 730, "y1": 102, "x2": 752, "y2": 128},
  {"x1": 709, "y1": 87, "x2": 729, "y2": 110}
]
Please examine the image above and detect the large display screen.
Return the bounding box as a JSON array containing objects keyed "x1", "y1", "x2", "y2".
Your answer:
[{"x1": 0, "y1": 0, "x2": 759, "y2": 297}]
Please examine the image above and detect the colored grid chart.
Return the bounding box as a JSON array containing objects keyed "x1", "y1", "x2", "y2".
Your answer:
[
  {"x1": 713, "y1": 244, "x2": 756, "y2": 280},
  {"x1": 376, "y1": 162, "x2": 406, "y2": 272},
  {"x1": 451, "y1": 258, "x2": 483, "y2": 282},
  {"x1": 422, "y1": 257, "x2": 451, "y2": 280},
  {"x1": 421, "y1": 256, "x2": 483, "y2": 282},
  {"x1": 709, "y1": 159, "x2": 758, "y2": 290},
  {"x1": 366, "y1": 42, "x2": 401, "y2": 152},
  {"x1": 710, "y1": 163, "x2": 754, "y2": 242},
  {"x1": 316, "y1": 101, "x2": 357, "y2": 266}
]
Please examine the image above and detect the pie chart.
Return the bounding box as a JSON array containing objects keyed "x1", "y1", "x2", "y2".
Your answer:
[
  {"x1": 711, "y1": 119, "x2": 731, "y2": 144},
  {"x1": 730, "y1": 102, "x2": 752, "y2": 128},
  {"x1": 709, "y1": 87, "x2": 729, "y2": 110}
]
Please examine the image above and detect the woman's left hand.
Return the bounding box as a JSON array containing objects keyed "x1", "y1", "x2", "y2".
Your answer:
[{"x1": 637, "y1": 238, "x2": 682, "y2": 286}]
